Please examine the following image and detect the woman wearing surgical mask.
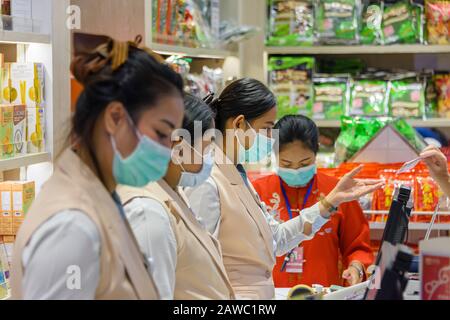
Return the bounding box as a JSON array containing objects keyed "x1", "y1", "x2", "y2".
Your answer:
[
  {"x1": 186, "y1": 78, "x2": 382, "y2": 300},
  {"x1": 252, "y1": 115, "x2": 374, "y2": 289},
  {"x1": 10, "y1": 33, "x2": 185, "y2": 300},
  {"x1": 117, "y1": 94, "x2": 235, "y2": 300}
]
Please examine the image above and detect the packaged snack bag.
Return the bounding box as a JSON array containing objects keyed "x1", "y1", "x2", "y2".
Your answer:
[
  {"x1": 435, "y1": 73, "x2": 450, "y2": 118},
  {"x1": 0, "y1": 105, "x2": 14, "y2": 159},
  {"x1": 350, "y1": 79, "x2": 388, "y2": 116},
  {"x1": 360, "y1": 0, "x2": 384, "y2": 44},
  {"x1": 312, "y1": 75, "x2": 349, "y2": 119},
  {"x1": 389, "y1": 79, "x2": 426, "y2": 118},
  {"x1": 314, "y1": 0, "x2": 361, "y2": 44},
  {"x1": 425, "y1": 0, "x2": 450, "y2": 45},
  {"x1": 267, "y1": 0, "x2": 315, "y2": 46},
  {"x1": 382, "y1": 0, "x2": 417, "y2": 44},
  {"x1": 269, "y1": 56, "x2": 315, "y2": 118},
  {"x1": 423, "y1": 70, "x2": 438, "y2": 118},
  {"x1": 414, "y1": 175, "x2": 439, "y2": 222},
  {"x1": 372, "y1": 171, "x2": 414, "y2": 222}
]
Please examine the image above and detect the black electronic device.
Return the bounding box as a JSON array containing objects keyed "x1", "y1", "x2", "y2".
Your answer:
[{"x1": 364, "y1": 185, "x2": 414, "y2": 300}]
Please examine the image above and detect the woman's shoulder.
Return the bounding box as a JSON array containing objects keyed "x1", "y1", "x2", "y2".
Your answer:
[{"x1": 251, "y1": 173, "x2": 280, "y2": 193}]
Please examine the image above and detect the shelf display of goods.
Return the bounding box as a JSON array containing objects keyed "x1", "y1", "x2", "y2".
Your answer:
[
  {"x1": 152, "y1": 0, "x2": 218, "y2": 48},
  {"x1": 268, "y1": 56, "x2": 315, "y2": 118},
  {"x1": 0, "y1": 62, "x2": 45, "y2": 159},
  {"x1": 266, "y1": 0, "x2": 436, "y2": 46},
  {"x1": 326, "y1": 161, "x2": 450, "y2": 224},
  {"x1": 267, "y1": 0, "x2": 315, "y2": 46},
  {"x1": 268, "y1": 56, "x2": 447, "y2": 121}
]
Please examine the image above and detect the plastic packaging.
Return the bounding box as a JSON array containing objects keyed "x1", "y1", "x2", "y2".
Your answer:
[
  {"x1": 267, "y1": 0, "x2": 315, "y2": 46},
  {"x1": 312, "y1": 74, "x2": 349, "y2": 119},
  {"x1": 435, "y1": 73, "x2": 450, "y2": 118},
  {"x1": 382, "y1": 0, "x2": 417, "y2": 44},
  {"x1": 314, "y1": 0, "x2": 361, "y2": 44},
  {"x1": 360, "y1": 0, "x2": 384, "y2": 44},
  {"x1": 388, "y1": 79, "x2": 425, "y2": 118},
  {"x1": 350, "y1": 79, "x2": 388, "y2": 116},
  {"x1": 269, "y1": 56, "x2": 315, "y2": 118},
  {"x1": 425, "y1": 0, "x2": 450, "y2": 45}
]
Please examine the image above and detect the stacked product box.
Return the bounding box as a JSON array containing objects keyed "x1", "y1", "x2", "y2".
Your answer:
[
  {"x1": 0, "y1": 236, "x2": 12, "y2": 299},
  {"x1": 0, "y1": 181, "x2": 35, "y2": 236},
  {"x1": 1, "y1": 62, "x2": 45, "y2": 158}
]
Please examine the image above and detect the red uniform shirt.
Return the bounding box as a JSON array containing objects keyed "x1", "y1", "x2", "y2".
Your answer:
[{"x1": 252, "y1": 171, "x2": 374, "y2": 288}]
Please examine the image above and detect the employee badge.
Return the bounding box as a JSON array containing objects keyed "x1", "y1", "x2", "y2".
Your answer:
[{"x1": 286, "y1": 246, "x2": 304, "y2": 273}]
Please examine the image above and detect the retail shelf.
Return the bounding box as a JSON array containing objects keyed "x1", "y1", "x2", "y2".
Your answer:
[
  {"x1": 0, "y1": 152, "x2": 51, "y2": 171},
  {"x1": 369, "y1": 222, "x2": 450, "y2": 231},
  {"x1": 0, "y1": 30, "x2": 51, "y2": 44},
  {"x1": 265, "y1": 45, "x2": 450, "y2": 55},
  {"x1": 151, "y1": 43, "x2": 237, "y2": 59},
  {"x1": 315, "y1": 118, "x2": 450, "y2": 128},
  {"x1": 366, "y1": 210, "x2": 450, "y2": 231}
]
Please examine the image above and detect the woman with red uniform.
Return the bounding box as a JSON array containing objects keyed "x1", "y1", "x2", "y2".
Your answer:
[{"x1": 252, "y1": 115, "x2": 374, "y2": 288}]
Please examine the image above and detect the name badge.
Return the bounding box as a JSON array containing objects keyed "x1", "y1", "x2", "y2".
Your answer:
[{"x1": 286, "y1": 247, "x2": 304, "y2": 273}]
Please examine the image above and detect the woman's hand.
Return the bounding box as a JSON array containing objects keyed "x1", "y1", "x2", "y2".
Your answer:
[
  {"x1": 342, "y1": 262, "x2": 364, "y2": 286},
  {"x1": 420, "y1": 145, "x2": 450, "y2": 198},
  {"x1": 326, "y1": 165, "x2": 384, "y2": 208},
  {"x1": 420, "y1": 145, "x2": 450, "y2": 184}
]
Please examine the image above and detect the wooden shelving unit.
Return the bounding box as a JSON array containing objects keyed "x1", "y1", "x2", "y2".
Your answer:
[
  {"x1": 265, "y1": 44, "x2": 450, "y2": 55},
  {"x1": 0, "y1": 0, "x2": 71, "y2": 185},
  {"x1": 0, "y1": 30, "x2": 51, "y2": 44},
  {"x1": 315, "y1": 118, "x2": 450, "y2": 128},
  {"x1": 151, "y1": 43, "x2": 238, "y2": 59},
  {"x1": 0, "y1": 153, "x2": 51, "y2": 172}
]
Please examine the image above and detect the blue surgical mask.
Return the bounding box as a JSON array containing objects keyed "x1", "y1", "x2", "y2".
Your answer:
[
  {"x1": 277, "y1": 164, "x2": 317, "y2": 188},
  {"x1": 111, "y1": 125, "x2": 172, "y2": 188},
  {"x1": 178, "y1": 149, "x2": 214, "y2": 188},
  {"x1": 237, "y1": 122, "x2": 275, "y2": 164}
]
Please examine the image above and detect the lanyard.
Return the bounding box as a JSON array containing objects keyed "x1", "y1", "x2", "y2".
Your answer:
[{"x1": 279, "y1": 177, "x2": 315, "y2": 220}]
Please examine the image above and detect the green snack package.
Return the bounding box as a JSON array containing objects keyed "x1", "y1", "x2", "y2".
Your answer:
[
  {"x1": 312, "y1": 75, "x2": 349, "y2": 120},
  {"x1": 267, "y1": 0, "x2": 314, "y2": 46},
  {"x1": 423, "y1": 71, "x2": 438, "y2": 118},
  {"x1": 350, "y1": 79, "x2": 388, "y2": 116},
  {"x1": 382, "y1": 0, "x2": 416, "y2": 44},
  {"x1": 360, "y1": 0, "x2": 383, "y2": 44},
  {"x1": 314, "y1": 0, "x2": 361, "y2": 44},
  {"x1": 335, "y1": 116, "x2": 386, "y2": 164},
  {"x1": 268, "y1": 56, "x2": 315, "y2": 118},
  {"x1": 393, "y1": 118, "x2": 427, "y2": 151},
  {"x1": 389, "y1": 79, "x2": 425, "y2": 118}
]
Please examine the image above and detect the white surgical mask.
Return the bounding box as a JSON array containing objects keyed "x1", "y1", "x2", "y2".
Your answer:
[{"x1": 178, "y1": 147, "x2": 214, "y2": 188}]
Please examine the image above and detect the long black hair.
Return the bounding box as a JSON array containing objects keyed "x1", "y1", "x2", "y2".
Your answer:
[
  {"x1": 209, "y1": 78, "x2": 276, "y2": 131},
  {"x1": 274, "y1": 115, "x2": 319, "y2": 154}
]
